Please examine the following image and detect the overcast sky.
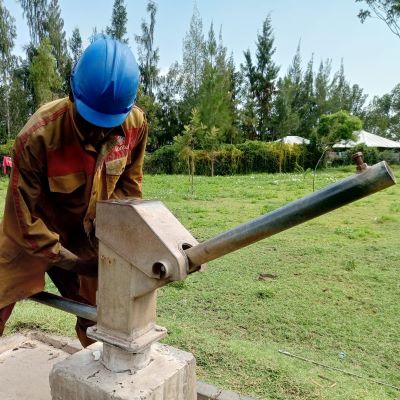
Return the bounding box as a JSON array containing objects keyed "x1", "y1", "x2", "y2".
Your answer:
[{"x1": 4, "y1": 0, "x2": 400, "y2": 100}]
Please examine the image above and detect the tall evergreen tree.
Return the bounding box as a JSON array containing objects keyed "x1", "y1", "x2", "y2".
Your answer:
[
  {"x1": 182, "y1": 4, "x2": 205, "y2": 113},
  {"x1": 271, "y1": 42, "x2": 302, "y2": 138},
  {"x1": 135, "y1": 0, "x2": 159, "y2": 97},
  {"x1": 106, "y1": 0, "x2": 128, "y2": 43},
  {"x1": 364, "y1": 84, "x2": 400, "y2": 140},
  {"x1": 329, "y1": 60, "x2": 351, "y2": 113},
  {"x1": 295, "y1": 54, "x2": 316, "y2": 137},
  {"x1": 45, "y1": 0, "x2": 70, "y2": 94},
  {"x1": 242, "y1": 16, "x2": 280, "y2": 140},
  {"x1": 29, "y1": 37, "x2": 62, "y2": 107},
  {"x1": 69, "y1": 28, "x2": 83, "y2": 65},
  {"x1": 314, "y1": 59, "x2": 332, "y2": 119},
  {"x1": 18, "y1": 0, "x2": 47, "y2": 46},
  {"x1": 271, "y1": 76, "x2": 299, "y2": 138},
  {"x1": 197, "y1": 24, "x2": 233, "y2": 142},
  {"x1": 348, "y1": 84, "x2": 368, "y2": 116},
  {"x1": 156, "y1": 62, "x2": 185, "y2": 146},
  {"x1": 0, "y1": 0, "x2": 17, "y2": 140},
  {"x1": 8, "y1": 61, "x2": 32, "y2": 137}
]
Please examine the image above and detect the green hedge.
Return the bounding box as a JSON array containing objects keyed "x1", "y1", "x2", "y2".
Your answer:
[
  {"x1": 0, "y1": 140, "x2": 15, "y2": 156},
  {"x1": 144, "y1": 141, "x2": 307, "y2": 175}
]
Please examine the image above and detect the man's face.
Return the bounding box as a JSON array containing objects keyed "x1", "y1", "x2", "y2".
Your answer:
[{"x1": 73, "y1": 106, "x2": 114, "y2": 145}]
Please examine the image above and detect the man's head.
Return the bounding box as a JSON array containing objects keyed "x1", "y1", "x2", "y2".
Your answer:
[{"x1": 71, "y1": 37, "x2": 140, "y2": 129}]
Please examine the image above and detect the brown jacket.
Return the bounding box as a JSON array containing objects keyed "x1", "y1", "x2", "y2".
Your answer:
[{"x1": 0, "y1": 98, "x2": 147, "y2": 309}]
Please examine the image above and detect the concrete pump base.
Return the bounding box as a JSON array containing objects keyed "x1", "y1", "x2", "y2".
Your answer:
[{"x1": 50, "y1": 342, "x2": 197, "y2": 400}]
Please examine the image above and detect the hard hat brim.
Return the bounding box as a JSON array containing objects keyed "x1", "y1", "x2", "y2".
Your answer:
[{"x1": 75, "y1": 97, "x2": 131, "y2": 128}]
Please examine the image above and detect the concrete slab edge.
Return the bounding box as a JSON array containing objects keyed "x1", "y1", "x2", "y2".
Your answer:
[
  {"x1": 4, "y1": 331, "x2": 256, "y2": 400},
  {"x1": 197, "y1": 381, "x2": 256, "y2": 400}
]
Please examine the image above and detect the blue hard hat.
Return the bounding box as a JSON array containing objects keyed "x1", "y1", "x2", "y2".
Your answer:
[{"x1": 71, "y1": 37, "x2": 140, "y2": 128}]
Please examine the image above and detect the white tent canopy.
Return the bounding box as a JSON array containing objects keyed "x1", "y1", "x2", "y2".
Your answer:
[
  {"x1": 275, "y1": 135, "x2": 310, "y2": 145},
  {"x1": 333, "y1": 130, "x2": 400, "y2": 149}
]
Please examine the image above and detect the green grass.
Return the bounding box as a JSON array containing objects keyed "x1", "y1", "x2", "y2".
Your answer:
[{"x1": 3, "y1": 165, "x2": 400, "y2": 400}]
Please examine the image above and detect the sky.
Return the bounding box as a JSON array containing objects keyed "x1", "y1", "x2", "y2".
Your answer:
[{"x1": 4, "y1": 0, "x2": 400, "y2": 100}]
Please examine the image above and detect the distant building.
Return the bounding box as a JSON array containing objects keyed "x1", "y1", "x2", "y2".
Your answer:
[
  {"x1": 275, "y1": 135, "x2": 310, "y2": 145},
  {"x1": 333, "y1": 130, "x2": 400, "y2": 150}
]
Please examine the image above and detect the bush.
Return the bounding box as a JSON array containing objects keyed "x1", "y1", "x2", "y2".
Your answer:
[
  {"x1": 379, "y1": 149, "x2": 400, "y2": 164},
  {"x1": 144, "y1": 141, "x2": 308, "y2": 175},
  {"x1": 144, "y1": 144, "x2": 185, "y2": 174},
  {"x1": 345, "y1": 144, "x2": 380, "y2": 165},
  {"x1": 0, "y1": 140, "x2": 15, "y2": 156},
  {"x1": 236, "y1": 141, "x2": 304, "y2": 174}
]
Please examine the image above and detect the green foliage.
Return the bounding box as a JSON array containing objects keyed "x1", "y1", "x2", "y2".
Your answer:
[
  {"x1": 135, "y1": 0, "x2": 159, "y2": 96},
  {"x1": 182, "y1": 4, "x2": 205, "y2": 114},
  {"x1": 146, "y1": 139, "x2": 307, "y2": 176},
  {"x1": 0, "y1": 0, "x2": 16, "y2": 139},
  {"x1": 345, "y1": 143, "x2": 381, "y2": 164},
  {"x1": 0, "y1": 0, "x2": 399, "y2": 169},
  {"x1": 363, "y1": 84, "x2": 400, "y2": 141},
  {"x1": 106, "y1": 0, "x2": 128, "y2": 43},
  {"x1": 0, "y1": 139, "x2": 14, "y2": 154},
  {"x1": 242, "y1": 16, "x2": 280, "y2": 140},
  {"x1": 29, "y1": 37, "x2": 62, "y2": 107},
  {"x1": 18, "y1": 0, "x2": 48, "y2": 45},
  {"x1": 45, "y1": 0, "x2": 70, "y2": 95},
  {"x1": 317, "y1": 110, "x2": 362, "y2": 144},
  {"x1": 197, "y1": 24, "x2": 234, "y2": 146},
  {"x1": 357, "y1": 0, "x2": 400, "y2": 38},
  {"x1": 68, "y1": 27, "x2": 82, "y2": 64}
]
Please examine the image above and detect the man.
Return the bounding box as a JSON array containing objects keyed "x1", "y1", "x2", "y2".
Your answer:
[{"x1": 0, "y1": 37, "x2": 147, "y2": 347}]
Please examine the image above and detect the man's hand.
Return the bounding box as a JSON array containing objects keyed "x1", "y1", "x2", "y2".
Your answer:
[{"x1": 51, "y1": 247, "x2": 98, "y2": 277}]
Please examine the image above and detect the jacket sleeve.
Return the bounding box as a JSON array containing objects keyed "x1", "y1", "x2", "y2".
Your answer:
[
  {"x1": 111, "y1": 121, "x2": 148, "y2": 199},
  {"x1": 3, "y1": 134, "x2": 62, "y2": 261}
]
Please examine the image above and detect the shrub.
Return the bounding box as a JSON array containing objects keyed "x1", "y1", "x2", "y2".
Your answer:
[{"x1": 0, "y1": 140, "x2": 15, "y2": 156}]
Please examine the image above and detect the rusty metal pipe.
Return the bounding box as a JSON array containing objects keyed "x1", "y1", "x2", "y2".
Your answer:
[
  {"x1": 30, "y1": 291, "x2": 97, "y2": 322},
  {"x1": 186, "y1": 161, "x2": 396, "y2": 272}
]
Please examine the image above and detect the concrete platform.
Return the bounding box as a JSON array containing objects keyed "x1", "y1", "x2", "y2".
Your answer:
[
  {"x1": 0, "y1": 332, "x2": 255, "y2": 400},
  {"x1": 0, "y1": 331, "x2": 81, "y2": 400}
]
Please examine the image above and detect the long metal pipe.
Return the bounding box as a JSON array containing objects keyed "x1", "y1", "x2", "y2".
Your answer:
[
  {"x1": 30, "y1": 291, "x2": 97, "y2": 322},
  {"x1": 186, "y1": 161, "x2": 396, "y2": 272}
]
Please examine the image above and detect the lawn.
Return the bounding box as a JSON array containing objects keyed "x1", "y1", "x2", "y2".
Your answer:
[{"x1": 3, "y1": 165, "x2": 400, "y2": 400}]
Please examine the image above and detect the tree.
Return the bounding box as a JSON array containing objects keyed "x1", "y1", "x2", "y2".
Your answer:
[
  {"x1": 271, "y1": 43, "x2": 302, "y2": 138},
  {"x1": 45, "y1": 0, "x2": 70, "y2": 94},
  {"x1": 295, "y1": 54, "x2": 316, "y2": 138},
  {"x1": 317, "y1": 110, "x2": 362, "y2": 145},
  {"x1": 8, "y1": 62, "x2": 32, "y2": 138},
  {"x1": 363, "y1": 84, "x2": 400, "y2": 140},
  {"x1": 18, "y1": 0, "x2": 48, "y2": 46},
  {"x1": 69, "y1": 28, "x2": 83, "y2": 65},
  {"x1": 106, "y1": 0, "x2": 128, "y2": 43},
  {"x1": 356, "y1": 0, "x2": 400, "y2": 38},
  {"x1": 348, "y1": 84, "x2": 368, "y2": 117},
  {"x1": 314, "y1": 59, "x2": 332, "y2": 118},
  {"x1": 329, "y1": 60, "x2": 351, "y2": 113},
  {"x1": 242, "y1": 16, "x2": 280, "y2": 140},
  {"x1": 174, "y1": 108, "x2": 206, "y2": 190},
  {"x1": 157, "y1": 62, "x2": 185, "y2": 146},
  {"x1": 197, "y1": 24, "x2": 234, "y2": 143},
  {"x1": 29, "y1": 38, "x2": 62, "y2": 107},
  {"x1": 0, "y1": 0, "x2": 17, "y2": 139},
  {"x1": 135, "y1": 0, "x2": 159, "y2": 97},
  {"x1": 271, "y1": 77, "x2": 300, "y2": 138},
  {"x1": 181, "y1": 4, "x2": 205, "y2": 116}
]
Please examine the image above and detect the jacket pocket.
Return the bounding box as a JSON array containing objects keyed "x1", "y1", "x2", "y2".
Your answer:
[{"x1": 48, "y1": 172, "x2": 86, "y2": 193}]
